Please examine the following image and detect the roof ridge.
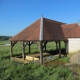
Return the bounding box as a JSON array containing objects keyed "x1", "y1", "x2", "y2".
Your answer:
[
  {"x1": 44, "y1": 18, "x2": 65, "y2": 24},
  {"x1": 39, "y1": 16, "x2": 43, "y2": 41}
]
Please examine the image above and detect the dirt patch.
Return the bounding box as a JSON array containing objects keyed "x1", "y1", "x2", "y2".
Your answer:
[
  {"x1": 70, "y1": 53, "x2": 80, "y2": 64},
  {"x1": 65, "y1": 53, "x2": 80, "y2": 80},
  {"x1": 44, "y1": 60, "x2": 65, "y2": 67},
  {"x1": 65, "y1": 63, "x2": 80, "y2": 80}
]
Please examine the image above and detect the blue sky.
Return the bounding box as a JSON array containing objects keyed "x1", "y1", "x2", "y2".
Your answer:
[{"x1": 0, "y1": 0, "x2": 80, "y2": 36}]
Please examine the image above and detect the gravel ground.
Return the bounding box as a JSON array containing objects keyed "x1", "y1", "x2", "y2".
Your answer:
[{"x1": 65, "y1": 53, "x2": 80, "y2": 80}]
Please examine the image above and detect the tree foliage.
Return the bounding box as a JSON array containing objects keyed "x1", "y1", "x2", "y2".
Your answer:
[{"x1": 0, "y1": 36, "x2": 12, "y2": 41}]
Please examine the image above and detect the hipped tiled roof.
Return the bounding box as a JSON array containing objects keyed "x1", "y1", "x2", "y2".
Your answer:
[
  {"x1": 10, "y1": 17, "x2": 66, "y2": 41},
  {"x1": 43, "y1": 18, "x2": 66, "y2": 40},
  {"x1": 61, "y1": 23, "x2": 80, "y2": 38},
  {"x1": 10, "y1": 19, "x2": 41, "y2": 41}
]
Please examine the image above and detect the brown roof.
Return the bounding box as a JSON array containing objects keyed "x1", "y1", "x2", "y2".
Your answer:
[
  {"x1": 10, "y1": 19, "x2": 40, "y2": 41},
  {"x1": 61, "y1": 23, "x2": 80, "y2": 38},
  {"x1": 10, "y1": 17, "x2": 66, "y2": 41},
  {"x1": 43, "y1": 18, "x2": 66, "y2": 40}
]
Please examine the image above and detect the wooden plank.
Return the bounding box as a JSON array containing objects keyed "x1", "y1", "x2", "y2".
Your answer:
[{"x1": 11, "y1": 57, "x2": 30, "y2": 64}]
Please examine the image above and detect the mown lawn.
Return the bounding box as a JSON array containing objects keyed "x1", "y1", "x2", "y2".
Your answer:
[{"x1": 0, "y1": 40, "x2": 79, "y2": 80}]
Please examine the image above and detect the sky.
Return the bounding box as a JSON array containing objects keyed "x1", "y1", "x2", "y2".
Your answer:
[{"x1": 0, "y1": 0, "x2": 80, "y2": 36}]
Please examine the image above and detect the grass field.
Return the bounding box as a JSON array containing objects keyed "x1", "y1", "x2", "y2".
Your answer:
[{"x1": 0, "y1": 40, "x2": 80, "y2": 80}]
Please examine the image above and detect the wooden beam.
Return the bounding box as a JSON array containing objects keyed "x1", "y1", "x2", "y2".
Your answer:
[
  {"x1": 41, "y1": 41, "x2": 47, "y2": 50},
  {"x1": 28, "y1": 41, "x2": 31, "y2": 53},
  {"x1": 59, "y1": 41, "x2": 61, "y2": 58},
  {"x1": 44, "y1": 43, "x2": 46, "y2": 51},
  {"x1": 24, "y1": 41, "x2": 27, "y2": 47},
  {"x1": 35, "y1": 41, "x2": 47, "y2": 52},
  {"x1": 35, "y1": 41, "x2": 40, "y2": 50},
  {"x1": 10, "y1": 41, "x2": 17, "y2": 58},
  {"x1": 44, "y1": 41, "x2": 47, "y2": 52},
  {"x1": 40, "y1": 41, "x2": 43, "y2": 64},
  {"x1": 12, "y1": 41, "x2": 17, "y2": 47},
  {"x1": 22, "y1": 41, "x2": 25, "y2": 60}
]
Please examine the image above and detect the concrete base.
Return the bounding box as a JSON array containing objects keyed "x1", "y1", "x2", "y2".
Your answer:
[{"x1": 11, "y1": 53, "x2": 54, "y2": 64}]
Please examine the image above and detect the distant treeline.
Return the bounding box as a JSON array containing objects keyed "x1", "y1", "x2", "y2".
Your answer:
[{"x1": 0, "y1": 36, "x2": 12, "y2": 41}]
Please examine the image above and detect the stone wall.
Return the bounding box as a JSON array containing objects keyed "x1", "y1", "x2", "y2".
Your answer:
[{"x1": 66, "y1": 38, "x2": 80, "y2": 53}]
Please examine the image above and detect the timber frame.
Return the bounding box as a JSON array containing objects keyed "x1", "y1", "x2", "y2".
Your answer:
[{"x1": 10, "y1": 40, "x2": 66, "y2": 64}]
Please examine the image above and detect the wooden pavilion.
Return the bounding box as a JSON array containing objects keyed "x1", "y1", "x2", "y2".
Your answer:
[{"x1": 9, "y1": 16, "x2": 67, "y2": 64}]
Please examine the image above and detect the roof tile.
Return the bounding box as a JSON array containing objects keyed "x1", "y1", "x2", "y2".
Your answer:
[{"x1": 10, "y1": 17, "x2": 73, "y2": 41}]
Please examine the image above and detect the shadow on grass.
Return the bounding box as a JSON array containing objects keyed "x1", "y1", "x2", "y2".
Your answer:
[{"x1": 46, "y1": 48, "x2": 66, "y2": 56}]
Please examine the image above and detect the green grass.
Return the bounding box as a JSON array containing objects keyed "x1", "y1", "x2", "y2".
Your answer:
[
  {"x1": 0, "y1": 60, "x2": 73, "y2": 80},
  {"x1": 0, "y1": 40, "x2": 10, "y2": 44},
  {"x1": 54, "y1": 56, "x2": 70, "y2": 63},
  {"x1": 0, "y1": 40, "x2": 78, "y2": 80}
]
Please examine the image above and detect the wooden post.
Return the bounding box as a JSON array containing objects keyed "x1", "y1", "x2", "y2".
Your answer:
[
  {"x1": 40, "y1": 41, "x2": 43, "y2": 64},
  {"x1": 10, "y1": 41, "x2": 17, "y2": 58},
  {"x1": 22, "y1": 41, "x2": 25, "y2": 60},
  {"x1": 10, "y1": 41, "x2": 13, "y2": 58},
  {"x1": 28, "y1": 41, "x2": 31, "y2": 53},
  {"x1": 45, "y1": 44, "x2": 46, "y2": 51},
  {"x1": 59, "y1": 41, "x2": 61, "y2": 58},
  {"x1": 44, "y1": 42, "x2": 47, "y2": 52}
]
